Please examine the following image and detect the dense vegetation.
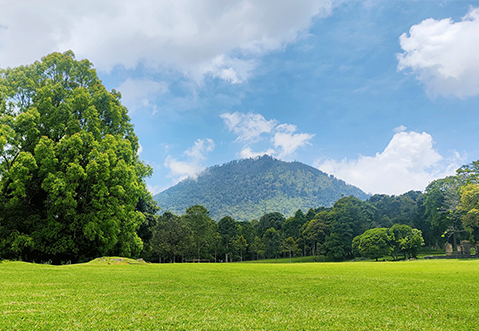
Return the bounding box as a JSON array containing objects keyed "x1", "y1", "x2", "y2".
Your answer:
[
  {"x1": 146, "y1": 160, "x2": 479, "y2": 263},
  {"x1": 1, "y1": 260, "x2": 478, "y2": 330},
  {"x1": 0, "y1": 52, "x2": 156, "y2": 264},
  {"x1": 147, "y1": 196, "x2": 426, "y2": 263},
  {"x1": 154, "y1": 155, "x2": 370, "y2": 221}
]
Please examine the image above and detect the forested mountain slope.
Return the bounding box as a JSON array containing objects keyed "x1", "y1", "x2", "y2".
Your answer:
[{"x1": 154, "y1": 156, "x2": 369, "y2": 221}]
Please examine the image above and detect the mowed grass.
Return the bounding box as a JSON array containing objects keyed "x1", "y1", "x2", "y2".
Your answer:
[{"x1": 0, "y1": 259, "x2": 478, "y2": 330}]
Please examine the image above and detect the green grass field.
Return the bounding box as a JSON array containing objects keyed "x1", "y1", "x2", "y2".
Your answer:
[{"x1": 1, "y1": 258, "x2": 478, "y2": 330}]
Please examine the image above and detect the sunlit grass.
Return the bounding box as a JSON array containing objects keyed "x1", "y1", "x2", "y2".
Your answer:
[{"x1": 0, "y1": 259, "x2": 478, "y2": 330}]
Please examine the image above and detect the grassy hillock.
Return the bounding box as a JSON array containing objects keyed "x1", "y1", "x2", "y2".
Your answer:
[
  {"x1": 0, "y1": 259, "x2": 478, "y2": 329},
  {"x1": 155, "y1": 155, "x2": 369, "y2": 220}
]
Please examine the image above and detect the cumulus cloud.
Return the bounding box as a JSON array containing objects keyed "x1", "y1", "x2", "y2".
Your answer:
[
  {"x1": 164, "y1": 138, "x2": 215, "y2": 183},
  {"x1": 221, "y1": 111, "x2": 314, "y2": 159},
  {"x1": 221, "y1": 112, "x2": 277, "y2": 142},
  {"x1": 184, "y1": 138, "x2": 215, "y2": 160},
  {"x1": 397, "y1": 7, "x2": 479, "y2": 98},
  {"x1": 116, "y1": 78, "x2": 168, "y2": 113},
  {"x1": 0, "y1": 0, "x2": 332, "y2": 83},
  {"x1": 273, "y1": 124, "x2": 315, "y2": 159},
  {"x1": 315, "y1": 130, "x2": 462, "y2": 195}
]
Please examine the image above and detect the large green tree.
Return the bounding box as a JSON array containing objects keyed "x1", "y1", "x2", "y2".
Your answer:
[
  {"x1": 234, "y1": 235, "x2": 248, "y2": 262},
  {"x1": 0, "y1": 51, "x2": 153, "y2": 263},
  {"x1": 302, "y1": 215, "x2": 328, "y2": 257},
  {"x1": 424, "y1": 176, "x2": 465, "y2": 250},
  {"x1": 389, "y1": 224, "x2": 424, "y2": 259},
  {"x1": 352, "y1": 228, "x2": 392, "y2": 261},
  {"x1": 257, "y1": 212, "x2": 285, "y2": 238},
  {"x1": 324, "y1": 196, "x2": 375, "y2": 260},
  {"x1": 262, "y1": 227, "x2": 281, "y2": 260},
  {"x1": 250, "y1": 236, "x2": 265, "y2": 260},
  {"x1": 458, "y1": 183, "x2": 479, "y2": 243},
  {"x1": 282, "y1": 209, "x2": 307, "y2": 240},
  {"x1": 182, "y1": 205, "x2": 217, "y2": 262},
  {"x1": 218, "y1": 215, "x2": 237, "y2": 262},
  {"x1": 151, "y1": 211, "x2": 192, "y2": 263},
  {"x1": 282, "y1": 236, "x2": 298, "y2": 263}
]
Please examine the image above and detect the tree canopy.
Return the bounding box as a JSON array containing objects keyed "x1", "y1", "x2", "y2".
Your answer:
[
  {"x1": 0, "y1": 51, "x2": 154, "y2": 263},
  {"x1": 352, "y1": 228, "x2": 392, "y2": 261}
]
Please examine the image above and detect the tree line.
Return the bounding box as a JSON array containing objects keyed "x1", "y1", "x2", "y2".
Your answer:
[
  {"x1": 144, "y1": 160, "x2": 479, "y2": 263},
  {"x1": 143, "y1": 196, "x2": 422, "y2": 263}
]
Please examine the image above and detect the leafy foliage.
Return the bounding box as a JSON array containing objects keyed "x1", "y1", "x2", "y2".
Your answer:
[
  {"x1": 151, "y1": 211, "x2": 192, "y2": 263},
  {"x1": 459, "y1": 184, "x2": 479, "y2": 242},
  {"x1": 0, "y1": 51, "x2": 153, "y2": 263},
  {"x1": 352, "y1": 228, "x2": 392, "y2": 261},
  {"x1": 257, "y1": 211, "x2": 285, "y2": 237},
  {"x1": 262, "y1": 227, "x2": 282, "y2": 260},
  {"x1": 183, "y1": 205, "x2": 217, "y2": 261}
]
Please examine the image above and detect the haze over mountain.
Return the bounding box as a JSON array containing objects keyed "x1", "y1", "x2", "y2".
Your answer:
[{"x1": 154, "y1": 156, "x2": 370, "y2": 221}]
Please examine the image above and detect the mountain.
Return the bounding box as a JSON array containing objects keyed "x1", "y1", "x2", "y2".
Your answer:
[{"x1": 154, "y1": 155, "x2": 370, "y2": 221}]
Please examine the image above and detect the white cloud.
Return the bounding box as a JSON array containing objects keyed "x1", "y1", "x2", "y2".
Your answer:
[
  {"x1": 393, "y1": 125, "x2": 407, "y2": 133},
  {"x1": 0, "y1": 0, "x2": 332, "y2": 84},
  {"x1": 272, "y1": 124, "x2": 315, "y2": 159},
  {"x1": 116, "y1": 78, "x2": 168, "y2": 113},
  {"x1": 184, "y1": 138, "x2": 215, "y2": 160},
  {"x1": 221, "y1": 112, "x2": 277, "y2": 142},
  {"x1": 397, "y1": 7, "x2": 479, "y2": 98},
  {"x1": 221, "y1": 111, "x2": 314, "y2": 159},
  {"x1": 315, "y1": 130, "x2": 462, "y2": 195},
  {"x1": 164, "y1": 138, "x2": 215, "y2": 183},
  {"x1": 164, "y1": 156, "x2": 204, "y2": 181}
]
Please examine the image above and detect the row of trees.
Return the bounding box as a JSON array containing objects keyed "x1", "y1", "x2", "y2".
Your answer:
[
  {"x1": 146, "y1": 160, "x2": 479, "y2": 263},
  {"x1": 145, "y1": 196, "x2": 407, "y2": 263}
]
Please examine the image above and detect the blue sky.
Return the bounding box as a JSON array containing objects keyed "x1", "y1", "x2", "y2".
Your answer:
[{"x1": 1, "y1": 0, "x2": 479, "y2": 195}]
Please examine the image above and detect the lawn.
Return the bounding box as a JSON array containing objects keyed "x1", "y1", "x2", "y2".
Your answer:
[{"x1": 0, "y1": 258, "x2": 478, "y2": 330}]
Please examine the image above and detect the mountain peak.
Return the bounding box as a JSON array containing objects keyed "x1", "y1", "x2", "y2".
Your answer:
[{"x1": 154, "y1": 157, "x2": 369, "y2": 221}]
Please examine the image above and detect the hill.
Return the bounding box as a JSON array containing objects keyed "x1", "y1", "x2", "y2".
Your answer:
[{"x1": 154, "y1": 155, "x2": 370, "y2": 220}]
